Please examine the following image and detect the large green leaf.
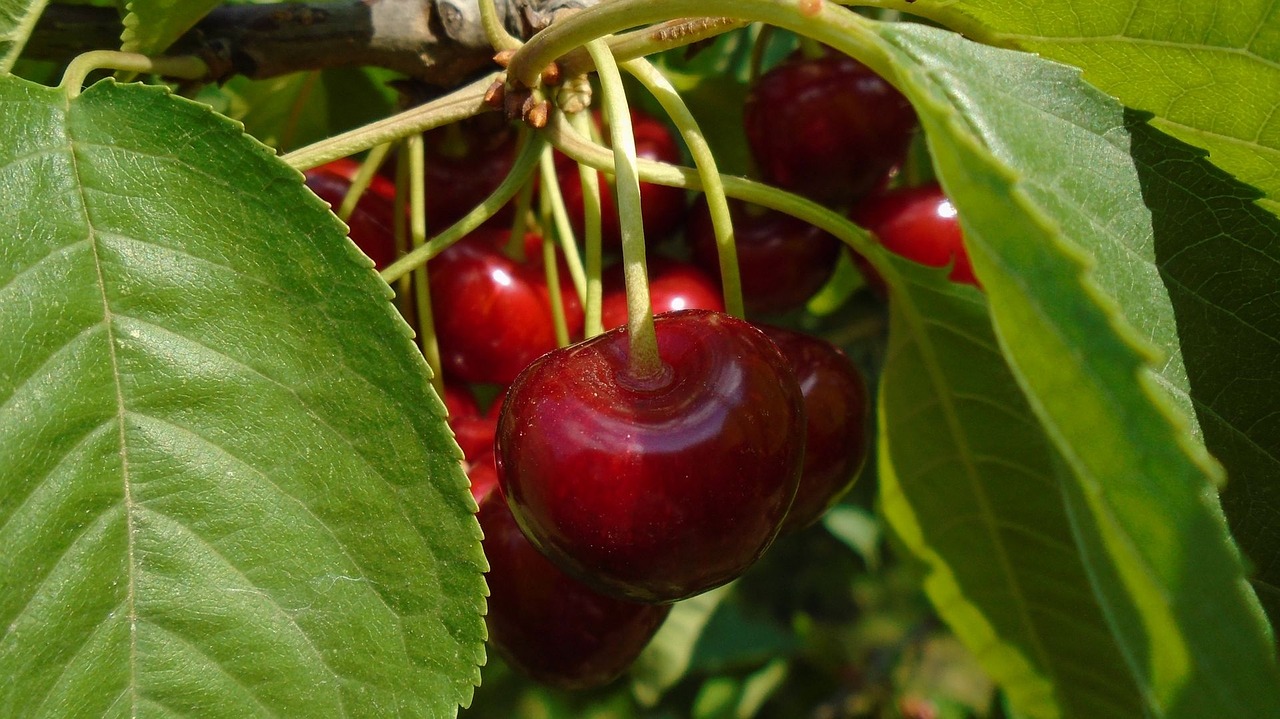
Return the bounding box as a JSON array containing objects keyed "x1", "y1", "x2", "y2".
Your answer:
[
  {"x1": 0, "y1": 0, "x2": 47, "y2": 71},
  {"x1": 121, "y1": 0, "x2": 219, "y2": 55},
  {"x1": 870, "y1": 0, "x2": 1280, "y2": 215},
  {"x1": 878, "y1": 259, "x2": 1143, "y2": 718},
  {"x1": 0, "y1": 76, "x2": 485, "y2": 716},
  {"x1": 867, "y1": 19, "x2": 1280, "y2": 715}
]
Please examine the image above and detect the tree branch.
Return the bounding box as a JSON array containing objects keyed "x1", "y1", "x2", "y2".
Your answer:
[{"x1": 26, "y1": 0, "x2": 591, "y2": 87}]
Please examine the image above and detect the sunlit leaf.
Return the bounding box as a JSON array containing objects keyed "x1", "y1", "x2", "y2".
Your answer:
[{"x1": 0, "y1": 76, "x2": 485, "y2": 717}]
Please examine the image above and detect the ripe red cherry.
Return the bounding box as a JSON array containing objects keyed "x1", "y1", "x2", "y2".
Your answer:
[
  {"x1": 429, "y1": 230, "x2": 583, "y2": 384},
  {"x1": 442, "y1": 384, "x2": 501, "y2": 462},
  {"x1": 744, "y1": 51, "x2": 916, "y2": 207},
  {"x1": 557, "y1": 109, "x2": 686, "y2": 247},
  {"x1": 599, "y1": 259, "x2": 724, "y2": 331},
  {"x1": 851, "y1": 183, "x2": 977, "y2": 288},
  {"x1": 473, "y1": 456, "x2": 670, "y2": 689},
  {"x1": 687, "y1": 196, "x2": 841, "y2": 314},
  {"x1": 760, "y1": 326, "x2": 870, "y2": 533},
  {"x1": 304, "y1": 158, "x2": 398, "y2": 269},
  {"x1": 495, "y1": 309, "x2": 806, "y2": 603}
]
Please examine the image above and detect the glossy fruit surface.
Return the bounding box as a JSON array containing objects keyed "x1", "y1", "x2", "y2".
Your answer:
[
  {"x1": 429, "y1": 230, "x2": 583, "y2": 384},
  {"x1": 744, "y1": 51, "x2": 916, "y2": 207},
  {"x1": 304, "y1": 158, "x2": 398, "y2": 269},
  {"x1": 687, "y1": 196, "x2": 840, "y2": 314},
  {"x1": 852, "y1": 183, "x2": 977, "y2": 287},
  {"x1": 761, "y1": 326, "x2": 870, "y2": 533},
  {"x1": 443, "y1": 384, "x2": 500, "y2": 462},
  {"x1": 599, "y1": 259, "x2": 724, "y2": 331},
  {"x1": 557, "y1": 109, "x2": 686, "y2": 247},
  {"x1": 496, "y1": 309, "x2": 806, "y2": 603}
]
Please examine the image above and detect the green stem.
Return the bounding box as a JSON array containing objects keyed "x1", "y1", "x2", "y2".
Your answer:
[
  {"x1": 480, "y1": 0, "x2": 523, "y2": 51},
  {"x1": 61, "y1": 50, "x2": 208, "y2": 97},
  {"x1": 381, "y1": 132, "x2": 547, "y2": 285},
  {"x1": 506, "y1": 168, "x2": 537, "y2": 261},
  {"x1": 539, "y1": 209, "x2": 572, "y2": 348},
  {"x1": 570, "y1": 111, "x2": 607, "y2": 338},
  {"x1": 393, "y1": 143, "x2": 412, "y2": 302},
  {"x1": 585, "y1": 39, "x2": 661, "y2": 380},
  {"x1": 507, "y1": 0, "x2": 896, "y2": 94},
  {"x1": 407, "y1": 133, "x2": 444, "y2": 397},
  {"x1": 283, "y1": 73, "x2": 497, "y2": 171},
  {"x1": 538, "y1": 145, "x2": 588, "y2": 305},
  {"x1": 556, "y1": 17, "x2": 748, "y2": 78},
  {"x1": 543, "y1": 111, "x2": 891, "y2": 279},
  {"x1": 337, "y1": 142, "x2": 394, "y2": 222},
  {"x1": 623, "y1": 57, "x2": 743, "y2": 318}
]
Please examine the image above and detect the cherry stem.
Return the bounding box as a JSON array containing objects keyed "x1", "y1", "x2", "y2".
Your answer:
[
  {"x1": 393, "y1": 143, "x2": 413, "y2": 303},
  {"x1": 60, "y1": 51, "x2": 209, "y2": 97},
  {"x1": 537, "y1": 207, "x2": 572, "y2": 348},
  {"x1": 283, "y1": 73, "x2": 497, "y2": 172},
  {"x1": 584, "y1": 39, "x2": 661, "y2": 379},
  {"x1": 537, "y1": 146, "x2": 589, "y2": 305},
  {"x1": 506, "y1": 0, "x2": 897, "y2": 93},
  {"x1": 506, "y1": 158, "x2": 538, "y2": 261},
  {"x1": 623, "y1": 57, "x2": 744, "y2": 319},
  {"x1": 407, "y1": 133, "x2": 445, "y2": 397},
  {"x1": 543, "y1": 112, "x2": 907, "y2": 287},
  {"x1": 479, "y1": 0, "x2": 523, "y2": 52},
  {"x1": 570, "y1": 111, "x2": 607, "y2": 339},
  {"x1": 337, "y1": 142, "x2": 394, "y2": 222},
  {"x1": 748, "y1": 24, "x2": 775, "y2": 85},
  {"x1": 381, "y1": 131, "x2": 547, "y2": 284},
  {"x1": 555, "y1": 18, "x2": 748, "y2": 79}
]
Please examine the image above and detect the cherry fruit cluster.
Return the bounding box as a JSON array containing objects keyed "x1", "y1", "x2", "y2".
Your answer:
[{"x1": 299, "y1": 46, "x2": 980, "y2": 689}]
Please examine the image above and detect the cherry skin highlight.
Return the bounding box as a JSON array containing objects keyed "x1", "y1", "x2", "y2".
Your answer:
[
  {"x1": 687, "y1": 196, "x2": 841, "y2": 314},
  {"x1": 304, "y1": 158, "x2": 398, "y2": 269},
  {"x1": 496, "y1": 309, "x2": 806, "y2": 603},
  {"x1": 474, "y1": 459, "x2": 670, "y2": 690},
  {"x1": 744, "y1": 51, "x2": 917, "y2": 207},
  {"x1": 852, "y1": 183, "x2": 977, "y2": 290},
  {"x1": 429, "y1": 230, "x2": 583, "y2": 384},
  {"x1": 761, "y1": 326, "x2": 870, "y2": 533},
  {"x1": 599, "y1": 259, "x2": 723, "y2": 331}
]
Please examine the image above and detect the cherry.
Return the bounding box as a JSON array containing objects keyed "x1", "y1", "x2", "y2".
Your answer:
[
  {"x1": 495, "y1": 309, "x2": 806, "y2": 603},
  {"x1": 851, "y1": 183, "x2": 977, "y2": 288},
  {"x1": 744, "y1": 51, "x2": 916, "y2": 207},
  {"x1": 429, "y1": 229, "x2": 583, "y2": 384},
  {"x1": 304, "y1": 158, "x2": 398, "y2": 269},
  {"x1": 473, "y1": 455, "x2": 670, "y2": 689},
  {"x1": 556, "y1": 109, "x2": 686, "y2": 248},
  {"x1": 760, "y1": 326, "x2": 870, "y2": 533},
  {"x1": 442, "y1": 383, "x2": 501, "y2": 462},
  {"x1": 599, "y1": 259, "x2": 723, "y2": 331},
  {"x1": 687, "y1": 196, "x2": 841, "y2": 314}
]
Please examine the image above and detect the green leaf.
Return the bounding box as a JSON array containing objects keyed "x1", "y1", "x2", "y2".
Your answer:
[
  {"x1": 882, "y1": 0, "x2": 1280, "y2": 215},
  {"x1": 870, "y1": 20, "x2": 1280, "y2": 715},
  {"x1": 631, "y1": 585, "x2": 732, "y2": 707},
  {"x1": 877, "y1": 259, "x2": 1143, "y2": 718},
  {"x1": 209, "y1": 68, "x2": 397, "y2": 152},
  {"x1": 0, "y1": 76, "x2": 485, "y2": 717},
  {"x1": 121, "y1": 0, "x2": 218, "y2": 55},
  {"x1": 0, "y1": 0, "x2": 48, "y2": 72}
]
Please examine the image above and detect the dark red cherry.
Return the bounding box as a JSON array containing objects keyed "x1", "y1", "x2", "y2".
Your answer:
[
  {"x1": 687, "y1": 196, "x2": 841, "y2": 314},
  {"x1": 557, "y1": 109, "x2": 686, "y2": 247},
  {"x1": 599, "y1": 259, "x2": 724, "y2": 331},
  {"x1": 422, "y1": 117, "x2": 518, "y2": 232},
  {"x1": 468, "y1": 450, "x2": 500, "y2": 503},
  {"x1": 429, "y1": 230, "x2": 583, "y2": 384},
  {"x1": 474, "y1": 453, "x2": 670, "y2": 689},
  {"x1": 851, "y1": 183, "x2": 977, "y2": 288},
  {"x1": 495, "y1": 309, "x2": 806, "y2": 603},
  {"x1": 443, "y1": 383, "x2": 501, "y2": 463},
  {"x1": 304, "y1": 158, "x2": 398, "y2": 269},
  {"x1": 744, "y1": 51, "x2": 916, "y2": 206},
  {"x1": 760, "y1": 326, "x2": 870, "y2": 533}
]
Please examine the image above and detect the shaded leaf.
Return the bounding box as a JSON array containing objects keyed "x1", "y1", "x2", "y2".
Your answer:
[
  {"x1": 0, "y1": 0, "x2": 48, "y2": 71},
  {"x1": 871, "y1": 19, "x2": 1280, "y2": 715},
  {"x1": 877, "y1": 259, "x2": 1143, "y2": 718},
  {"x1": 0, "y1": 76, "x2": 486, "y2": 717}
]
